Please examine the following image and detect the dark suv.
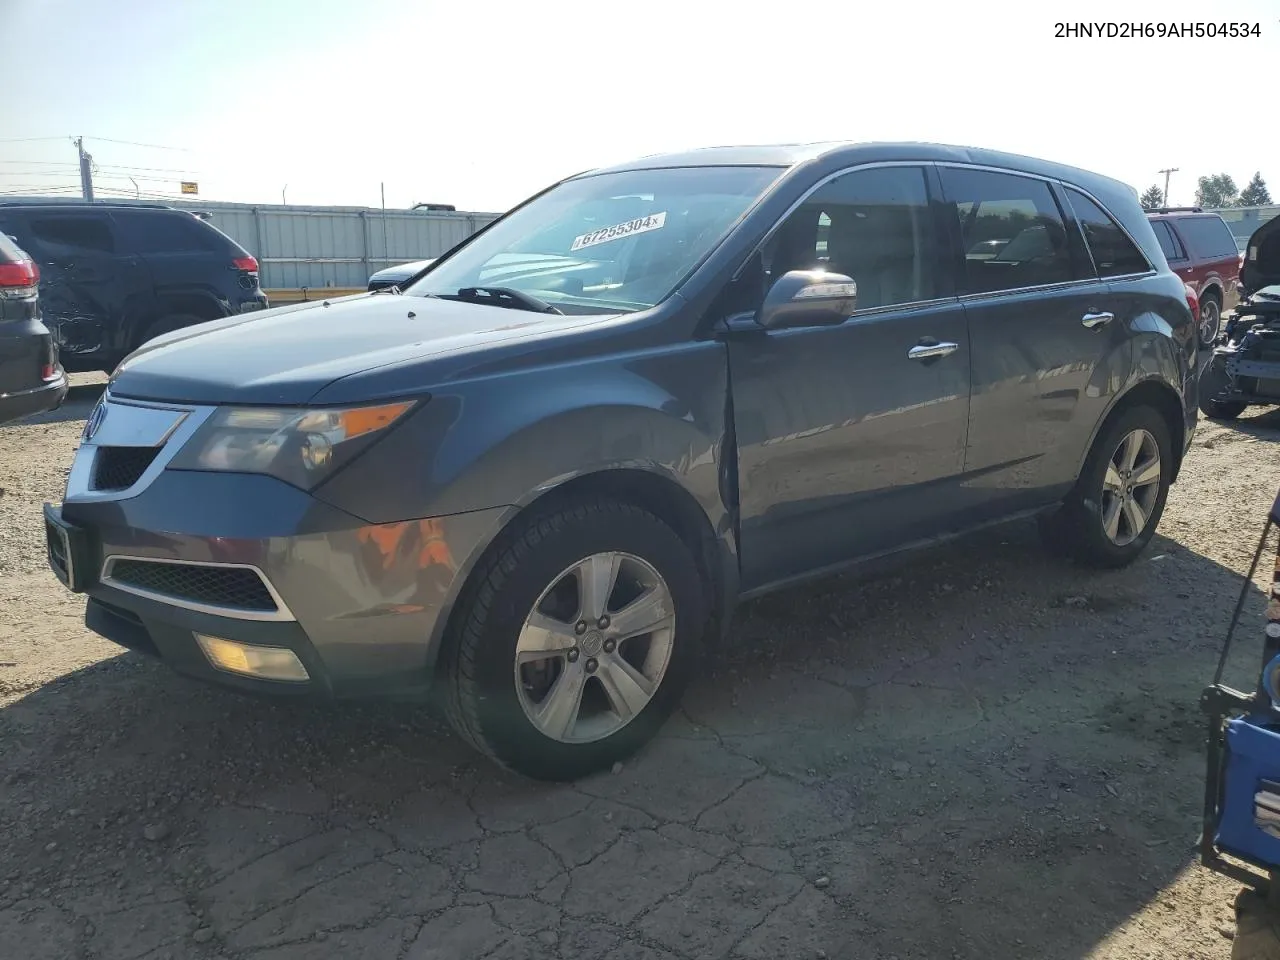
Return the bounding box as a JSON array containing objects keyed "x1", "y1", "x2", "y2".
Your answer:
[
  {"x1": 1147, "y1": 208, "x2": 1241, "y2": 346},
  {"x1": 44, "y1": 143, "x2": 1197, "y2": 780},
  {"x1": 0, "y1": 202, "x2": 268, "y2": 374},
  {"x1": 0, "y1": 232, "x2": 66, "y2": 424}
]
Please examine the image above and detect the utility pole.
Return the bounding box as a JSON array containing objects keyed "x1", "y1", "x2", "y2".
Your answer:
[
  {"x1": 381, "y1": 182, "x2": 389, "y2": 269},
  {"x1": 75, "y1": 136, "x2": 94, "y2": 202},
  {"x1": 281, "y1": 184, "x2": 288, "y2": 205},
  {"x1": 1159, "y1": 167, "x2": 1178, "y2": 207}
]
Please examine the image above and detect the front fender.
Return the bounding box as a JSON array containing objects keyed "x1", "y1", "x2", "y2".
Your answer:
[{"x1": 312, "y1": 342, "x2": 732, "y2": 534}]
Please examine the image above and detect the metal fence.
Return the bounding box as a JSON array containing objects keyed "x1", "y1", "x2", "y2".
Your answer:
[
  {"x1": 1206, "y1": 204, "x2": 1280, "y2": 247},
  {"x1": 165, "y1": 199, "x2": 502, "y2": 292}
]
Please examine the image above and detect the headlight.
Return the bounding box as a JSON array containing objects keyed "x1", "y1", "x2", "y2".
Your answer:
[{"x1": 170, "y1": 400, "x2": 417, "y2": 489}]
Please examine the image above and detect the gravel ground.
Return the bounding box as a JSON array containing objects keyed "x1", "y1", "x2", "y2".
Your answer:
[{"x1": 2, "y1": 373, "x2": 1280, "y2": 959}]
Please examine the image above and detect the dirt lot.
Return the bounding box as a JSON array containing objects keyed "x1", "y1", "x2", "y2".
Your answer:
[{"x1": 2, "y1": 375, "x2": 1279, "y2": 960}]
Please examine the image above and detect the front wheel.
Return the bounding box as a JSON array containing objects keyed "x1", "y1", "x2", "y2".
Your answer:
[
  {"x1": 1038, "y1": 405, "x2": 1173, "y2": 568},
  {"x1": 438, "y1": 497, "x2": 706, "y2": 780}
]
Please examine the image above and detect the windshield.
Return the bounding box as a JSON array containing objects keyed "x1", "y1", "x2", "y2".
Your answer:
[{"x1": 406, "y1": 166, "x2": 783, "y2": 314}]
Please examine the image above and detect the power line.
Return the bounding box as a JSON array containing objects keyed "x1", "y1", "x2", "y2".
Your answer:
[
  {"x1": 82, "y1": 136, "x2": 190, "y2": 152},
  {"x1": 0, "y1": 136, "x2": 71, "y2": 144}
]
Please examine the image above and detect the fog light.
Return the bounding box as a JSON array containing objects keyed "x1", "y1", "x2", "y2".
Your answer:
[{"x1": 195, "y1": 634, "x2": 309, "y2": 682}]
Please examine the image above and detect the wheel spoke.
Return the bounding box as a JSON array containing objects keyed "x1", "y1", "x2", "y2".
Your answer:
[
  {"x1": 596, "y1": 654, "x2": 655, "y2": 721},
  {"x1": 1103, "y1": 495, "x2": 1123, "y2": 541},
  {"x1": 1131, "y1": 456, "x2": 1161, "y2": 488},
  {"x1": 517, "y1": 612, "x2": 579, "y2": 661},
  {"x1": 608, "y1": 586, "x2": 674, "y2": 640},
  {"x1": 577, "y1": 554, "x2": 621, "y2": 622},
  {"x1": 1121, "y1": 431, "x2": 1143, "y2": 472},
  {"x1": 1122, "y1": 496, "x2": 1148, "y2": 538},
  {"x1": 534, "y1": 662, "x2": 587, "y2": 740},
  {"x1": 1103, "y1": 463, "x2": 1124, "y2": 493}
]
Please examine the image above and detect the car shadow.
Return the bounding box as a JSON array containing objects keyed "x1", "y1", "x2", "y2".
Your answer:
[{"x1": 0, "y1": 517, "x2": 1263, "y2": 958}]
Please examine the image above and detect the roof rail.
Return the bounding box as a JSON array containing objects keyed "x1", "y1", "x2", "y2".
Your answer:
[
  {"x1": 1150, "y1": 206, "x2": 1205, "y2": 214},
  {"x1": 0, "y1": 196, "x2": 174, "y2": 209}
]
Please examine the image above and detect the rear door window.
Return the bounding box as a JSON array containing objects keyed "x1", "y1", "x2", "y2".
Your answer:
[
  {"x1": 113, "y1": 210, "x2": 219, "y2": 255},
  {"x1": 1176, "y1": 216, "x2": 1239, "y2": 260},
  {"x1": 1152, "y1": 220, "x2": 1185, "y2": 261},
  {"x1": 1064, "y1": 188, "x2": 1150, "y2": 278},
  {"x1": 27, "y1": 216, "x2": 116, "y2": 256},
  {"x1": 940, "y1": 168, "x2": 1073, "y2": 294}
]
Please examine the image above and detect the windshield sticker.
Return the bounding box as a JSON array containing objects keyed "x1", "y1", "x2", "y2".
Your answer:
[{"x1": 570, "y1": 212, "x2": 667, "y2": 252}]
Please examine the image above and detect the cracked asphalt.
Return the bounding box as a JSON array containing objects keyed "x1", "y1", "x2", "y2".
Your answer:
[{"x1": 3, "y1": 375, "x2": 1280, "y2": 959}]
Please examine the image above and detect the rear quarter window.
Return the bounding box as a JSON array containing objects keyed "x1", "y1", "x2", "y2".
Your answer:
[
  {"x1": 1175, "y1": 216, "x2": 1238, "y2": 260},
  {"x1": 114, "y1": 210, "x2": 221, "y2": 255},
  {"x1": 1065, "y1": 188, "x2": 1150, "y2": 278}
]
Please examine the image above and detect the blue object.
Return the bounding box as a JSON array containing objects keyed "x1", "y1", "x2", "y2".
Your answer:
[{"x1": 1219, "y1": 718, "x2": 1280, "y2": 867}]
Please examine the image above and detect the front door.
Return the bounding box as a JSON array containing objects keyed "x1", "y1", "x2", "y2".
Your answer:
[{"x1": 726, "y1": 164, "x2": 972, "y2": 591}]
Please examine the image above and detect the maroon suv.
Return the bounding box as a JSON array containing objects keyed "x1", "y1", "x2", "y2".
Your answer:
[{"x1": 1147, "y1": 208, "x2": 1241, "y2": 346}]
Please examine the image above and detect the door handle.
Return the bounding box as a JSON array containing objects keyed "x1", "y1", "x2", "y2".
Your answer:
[
  {"x1": 908, "y1": 341, "x2": 959, "y2": 360},
  {"x1": 1081, "y1": 311, "x2": 1114, "y2": 329}
]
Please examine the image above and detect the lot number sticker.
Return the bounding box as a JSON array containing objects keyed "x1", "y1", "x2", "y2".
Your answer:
[{"x1": 571, "y1": 212, "x2": 667, "y2": 252}]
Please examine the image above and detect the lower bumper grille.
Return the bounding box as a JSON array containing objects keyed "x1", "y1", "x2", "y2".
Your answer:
[{"x1": 103, "y1": 558, "x2": 281, "y2": 615}]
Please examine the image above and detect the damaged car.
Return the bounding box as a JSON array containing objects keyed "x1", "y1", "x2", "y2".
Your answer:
[
  {"x1": 0, "y1": 201, "x2": 267, "y2": 374},
  {"x1": 44, "y1": 143, "x2": 1198, "y2": 780}
]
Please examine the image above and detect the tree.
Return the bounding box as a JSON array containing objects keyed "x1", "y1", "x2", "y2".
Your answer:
[
  {"x1": 1140, "y1": 185, "x2": 1165, "y2": 210},
  {"x1": 1195, "y1": 173, "x2": 1239, "y2": 208},
  {"x1": 1240, "y1": 172, "x2": 1273, "y2": 206}
]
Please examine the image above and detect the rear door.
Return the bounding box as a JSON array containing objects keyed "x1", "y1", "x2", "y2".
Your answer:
[
  {"x1": 1175, "y1": 214, "x2": 1241, "y2": 293},
  {"x1": 8, "y1": 211, "x2": 144, "y2": 363},
  {"x1": 112, "y1": 209, "x2": 229, "y2": 323},
  {"x1": 942, "y1": 166, "x2": 1125, "y2": 518}
]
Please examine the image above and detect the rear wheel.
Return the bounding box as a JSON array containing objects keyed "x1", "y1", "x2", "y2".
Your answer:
[
  {"x1": 1038, "y1": 405, "x2": 1172, "y2": 568},
  {"x1": 438, "y1": 497, "x2": 706, "y2": 781},
  {"x1": 1198, "y1": 292, "x2": 1223, "y2": 348}
]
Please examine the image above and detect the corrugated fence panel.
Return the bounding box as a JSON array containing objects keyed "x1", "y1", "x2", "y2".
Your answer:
[{"x1": 166, "y1": 199, "x2": 500, "y2": 290}]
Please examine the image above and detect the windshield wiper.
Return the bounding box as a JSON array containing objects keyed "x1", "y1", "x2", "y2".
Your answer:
[{"x1": 452, "y1": 286, "x2": 563, "y2": 315}]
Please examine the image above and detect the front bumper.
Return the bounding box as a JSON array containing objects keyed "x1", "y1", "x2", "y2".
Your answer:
[
  {"x1": 46, "y1": 393, "x2": 507, "y2": 699},
  {"x1": 0, "y1": 371, "x2": 68, "y2": 426}
]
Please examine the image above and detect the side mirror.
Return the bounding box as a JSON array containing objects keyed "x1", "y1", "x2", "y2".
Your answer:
[{"x1": 757, "y1": 270, "x2": 857, "y2": 330}]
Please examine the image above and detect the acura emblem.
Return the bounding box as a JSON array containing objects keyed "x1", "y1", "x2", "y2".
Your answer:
[{"x1": 83, "y1": 401, "x2": 107, "y2": 442}]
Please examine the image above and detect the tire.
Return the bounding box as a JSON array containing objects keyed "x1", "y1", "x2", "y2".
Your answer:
[
  {"x1": 1198, "y1": 292, "x2": 1223, "y2": 348},
  {"x1": 1198, "y1": 353, "x2": 1248, "y2": 420},
  {"x1": 135, "y1": 313, "x2": 205, "y2": 350},
  {"x1": 1038, "y1": 404, "x2": 1173, "y2": 569},
  {"x1": 438, "y1": 497, "x2": 707, "y2": 781}
]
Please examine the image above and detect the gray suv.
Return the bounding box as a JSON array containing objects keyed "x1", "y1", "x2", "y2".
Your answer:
[{"x1": 44, "y1": 143, "x2": 1197, "y2": 780}]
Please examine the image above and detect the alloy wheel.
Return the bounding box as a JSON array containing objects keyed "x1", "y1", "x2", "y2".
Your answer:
[
  {"x1": 1200, "y1": 299, "x2": 1221, "y2": 346},
  {"x1": 514, "y1": 551, "x2": 675, "y2": 744},
  {"x1": 1100, "y1": 428, "x2": 1161, "y2": 547}
]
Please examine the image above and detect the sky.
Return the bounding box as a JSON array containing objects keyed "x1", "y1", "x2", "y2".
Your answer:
[{"x1": 1, "y1": 0, "x2": 1277, "y2": 213}]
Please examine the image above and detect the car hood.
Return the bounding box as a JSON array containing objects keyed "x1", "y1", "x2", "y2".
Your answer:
[{"x1": 108, "y1": 293, "x2": 618, "y2": 405}]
